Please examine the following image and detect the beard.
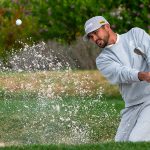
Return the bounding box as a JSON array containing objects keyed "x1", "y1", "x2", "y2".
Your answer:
[
  {"x1": 96, "y1": 31, "x2": 109, "y2": 48},
  {"x1": 96, "y1": 39, "x2": 108, "y2": 48}
]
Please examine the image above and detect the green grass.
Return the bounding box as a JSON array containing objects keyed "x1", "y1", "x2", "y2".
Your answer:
[
  {"x1": 2, "y1": 142, "x2": 150, "y2": 150},
  {"x1": 0, "y1": 89, "x2": 123, "y2": 146}
]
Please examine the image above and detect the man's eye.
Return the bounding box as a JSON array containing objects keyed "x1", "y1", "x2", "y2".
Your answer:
[
  {"x1": 87, "y1": 35, "x2": 92, "y2": 39},
  {"x1": 93, "y1": 30, "x2": 98, "y2": 34}
]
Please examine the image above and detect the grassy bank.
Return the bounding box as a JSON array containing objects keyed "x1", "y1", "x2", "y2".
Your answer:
[
  {"x1": 0, "y1": 70, "x2": 120, "y2": 97},
  {"x1": 0, "y1": 70, "x2": 124, "y2": 146},
  {"x1": 0, "y1": 93, "x2": 123, "y2": 146}
]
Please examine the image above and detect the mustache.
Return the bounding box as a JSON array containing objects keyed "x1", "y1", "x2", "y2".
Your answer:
[
  {"x1": 96, "y1": 39, "x2": 102, "y2": 45},
  {"x1": 96, "y1": 39, "x2": 108, "y2": 48}
]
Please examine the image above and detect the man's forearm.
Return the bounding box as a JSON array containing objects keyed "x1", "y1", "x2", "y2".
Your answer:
[{"x1": 138, "y1": 72, "x2": 150, "y2": 82}]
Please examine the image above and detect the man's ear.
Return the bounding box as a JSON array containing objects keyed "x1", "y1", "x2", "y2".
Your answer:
[{"x1": 104, "y1": 24, "x2": 110, "y2": 31}]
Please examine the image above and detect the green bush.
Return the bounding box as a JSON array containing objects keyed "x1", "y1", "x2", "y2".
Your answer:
[{"x1": 0, "y1": 1, "x2": 39, "y2": 63}]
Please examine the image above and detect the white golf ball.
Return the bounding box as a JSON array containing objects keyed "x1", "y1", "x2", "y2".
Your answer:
[{"x1": 16, "y1": 19, "x2": 22, "y2": 26}]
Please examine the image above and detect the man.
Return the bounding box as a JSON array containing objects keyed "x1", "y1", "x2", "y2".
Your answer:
[{"x1": 83, "y1": 16, "x2": 150, "y2": 142}]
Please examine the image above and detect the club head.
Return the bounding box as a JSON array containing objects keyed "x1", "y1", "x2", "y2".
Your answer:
[{"x1": 134, "y1": 48, "x2": 146, "y2": 59}]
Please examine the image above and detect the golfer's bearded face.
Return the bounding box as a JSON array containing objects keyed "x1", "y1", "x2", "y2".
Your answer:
[{"x1": 87, "y1": 26, "x2": 109, "y2": 48}]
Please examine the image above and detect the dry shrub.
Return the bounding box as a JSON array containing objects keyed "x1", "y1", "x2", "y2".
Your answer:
[{"x1": 47, "y1": 37, "x2": 101, "y2": 69}]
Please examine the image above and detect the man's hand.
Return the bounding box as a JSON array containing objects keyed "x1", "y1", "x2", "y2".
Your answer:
[{"x1": 138, "y1": 72, "x2": 150, "y2": 82}]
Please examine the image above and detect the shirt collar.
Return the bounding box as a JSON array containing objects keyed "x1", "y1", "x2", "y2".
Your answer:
[{"x1": 105, "y1": 34, "x2": 120, "y2": 48}]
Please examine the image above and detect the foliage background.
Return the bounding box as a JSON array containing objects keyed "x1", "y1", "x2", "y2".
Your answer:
[{"x1": 0, "y1": 0, "x2": 150, "y2": 68}]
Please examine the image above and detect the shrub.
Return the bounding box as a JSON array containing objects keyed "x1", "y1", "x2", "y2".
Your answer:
[{"x1": 0, "y1": 0, "x2": 150, "y2": 67}]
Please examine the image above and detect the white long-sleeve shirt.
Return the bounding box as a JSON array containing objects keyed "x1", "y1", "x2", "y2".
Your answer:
[{"x1": 96, "y1": 27, "x2": 150, "y2": 107}]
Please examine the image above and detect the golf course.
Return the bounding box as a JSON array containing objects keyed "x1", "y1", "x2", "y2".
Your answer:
[
  {"x1": 1, "y1": 70, "x2": 150, "y2": 149},
  {"x1": 1, "y1": 0, "x2": 150, "y2": 149}
]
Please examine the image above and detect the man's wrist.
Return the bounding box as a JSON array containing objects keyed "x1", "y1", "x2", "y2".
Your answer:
[{"x1": 138, "y1": 72, "x2": 146, "y2": 81}]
